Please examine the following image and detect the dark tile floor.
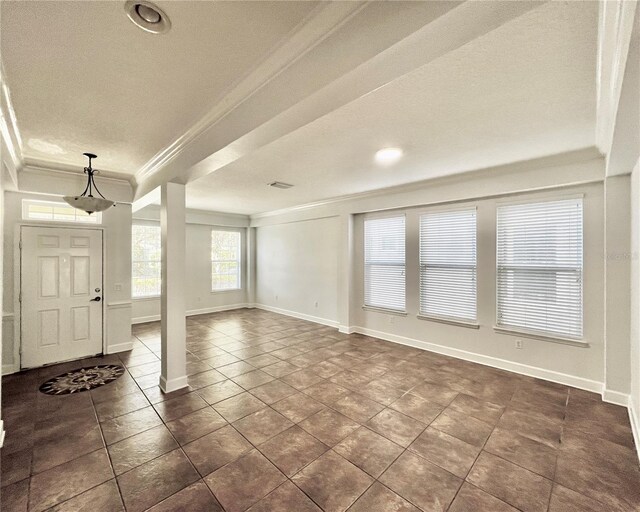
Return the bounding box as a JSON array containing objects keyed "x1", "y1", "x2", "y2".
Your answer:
[{"x1": 2, "y1": 309, "x2": 639, "y2": 511}]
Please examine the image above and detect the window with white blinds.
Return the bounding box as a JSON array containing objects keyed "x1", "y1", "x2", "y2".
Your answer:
[
  {"x1": 496, "y1": 198, "x2": 583, "y2": 339},
  {"x1": 419, "y1": 208, "x2": 477, "y2": 322},
  {"x1": 364, "y1": 215, "x2": 406, "y2": 311}
]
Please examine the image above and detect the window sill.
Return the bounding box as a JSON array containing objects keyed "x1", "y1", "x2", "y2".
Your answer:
[
  {"x1": 132, "y1": 295, "x2": 161, "y2": 301},
  {"x1": 362, "y1": 305, "x2": 407, "y2": 316},
  {"x1": 417, "y1": 315, "x2": 479, "y2": 329},
  {"x1": 211, "y1": 288, "x2": 242, "y2": 294},
  {"x1": 493, "y1": 326, "x2": 589, "y2": 347}
]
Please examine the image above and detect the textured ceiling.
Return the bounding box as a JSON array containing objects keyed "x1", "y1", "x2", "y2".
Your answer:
[
  {"x1": 0, "y1": 0, "x2": 318, "y2": 174},
  {"x1": 185, "y1": 1, "x2": 598, "y2": 214},
  {"x1": 1, "y1": 1, "x2": 600, "y2": 215}
]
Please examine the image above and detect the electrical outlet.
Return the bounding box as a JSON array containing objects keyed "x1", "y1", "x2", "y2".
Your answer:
[
  {"x1": 314, "y1": 301, "x2": 319, "y2": 308},
  {"x1": 114, "y1": 283, "x2": 122, "y2": 291},
  {"x1": 275, "y1": 295, "x2": 278, "y2": 301},
  {"x1": 388, "y1": 315, "x2": 395, "y2": 325},
  {"x1": 515, "y1": 339, "x2": 523, "y2": 349}
]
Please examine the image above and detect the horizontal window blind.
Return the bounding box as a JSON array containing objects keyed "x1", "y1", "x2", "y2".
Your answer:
[
  {"x1": 497, "y1": 198, "x2": 583, "y2": 339},
  {"x1": 364, "y1": 215, "x2": 406, "y2": 311},
  {"x1": 420, "y1": 208, "x2": 477, "y2": 322}
]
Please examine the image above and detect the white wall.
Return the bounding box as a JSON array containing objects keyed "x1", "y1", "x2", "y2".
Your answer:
[
  {"x1": 607, "y1": 3, "x2": 639, "y2": 457},
  {"x1": 2, "y1": 190, "x2": 133, "y2": 373},
  {"x1": 255, "y1": 216, "x2": 340, "y2": 325},
  {"x1": 631, "y1": 160, "x2": 640, "y2": 451},
  {"x1": 604, "y1": 175, "x2": 632, "y2": 399},
  {"x1": 0, "y1": 165, "x2": 6, "y2": 443},
  {"x1": 252, "y1": 155, "x2": 610, "y2": 394},
  {"x1": 352, "y1": 183, "x2": 605, "y2": 390},
  {"x1": 131, "y1": 205, "x2": 250, "y2": 323}
]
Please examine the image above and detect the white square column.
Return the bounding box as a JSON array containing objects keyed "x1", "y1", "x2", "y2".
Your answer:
[{"x1": 159, "y1": 182, "x2": 188, "y2": 393}]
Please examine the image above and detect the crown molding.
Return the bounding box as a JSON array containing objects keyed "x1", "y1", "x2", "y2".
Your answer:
[
  {"x1": 134, "y1": 1, "x2": 366, "y2": 185},
  {"x1": 18, "y1": 162, "x2": 134, "y2": 202},
  {"x1": 1, "y1": 61, "x2": 23, "y2": 187},
  {"x1": 250, "y1": 147, "x2": 605, "y2": 222},
  {"x1": 23, "y1": 158, "x2": 136, "y2": 186}
]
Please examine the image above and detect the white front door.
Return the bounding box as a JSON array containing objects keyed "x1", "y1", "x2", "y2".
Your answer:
[{"x1": 21, "y1": 226, "x2": 103, "y2": 368}]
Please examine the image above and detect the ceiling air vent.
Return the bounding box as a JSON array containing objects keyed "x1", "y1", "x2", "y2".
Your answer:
[{"x1": 268, "y1": 181, "x2": 293, "y2": 189}]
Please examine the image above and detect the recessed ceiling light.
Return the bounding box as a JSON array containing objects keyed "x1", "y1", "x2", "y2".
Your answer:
[
  {"x1": 125, "y1": 1, "x2": 171, "y2": 34},
  {"x1": 375, "y1": 147, "x2": 403, "y2": 166}
]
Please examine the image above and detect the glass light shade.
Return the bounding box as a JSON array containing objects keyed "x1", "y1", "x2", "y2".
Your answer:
[{"x1": 63, "y1": 196, "x2": 115, "y2": 215}]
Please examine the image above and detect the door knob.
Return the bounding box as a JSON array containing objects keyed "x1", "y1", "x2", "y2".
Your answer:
[{"x1": 90, "y1": 296, "x2": 102, "y2": 302}]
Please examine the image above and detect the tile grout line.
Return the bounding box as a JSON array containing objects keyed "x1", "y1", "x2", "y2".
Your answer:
[{"x1": 8, "y1": 311, "x2": 637, "y2": 511}]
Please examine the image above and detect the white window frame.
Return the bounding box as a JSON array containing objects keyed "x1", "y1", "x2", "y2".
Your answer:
[
  {"x1": 495, "y1": 196, "x2": 584, "y2": 342},
  {"x1": 363, "y1": 213, "x2": 407, "y2": 313},
  {"x1": 131, "y1": 223, "x2": 161, "y2": 299},
  {"x1": 22, "y1": 199, "x2": 102, "y2": 224},
  {"x1": 211, "y1": 229, "x2": 242, "y2": 292},
  {"x1": 419, "y1": 206, "x2": 478, "y2": 326}
]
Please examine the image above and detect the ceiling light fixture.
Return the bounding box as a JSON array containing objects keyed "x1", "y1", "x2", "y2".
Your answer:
[
  {"x1": 375, "y1": 147, "x2": 403, "y2": 166},
  {"x1": 63, "y1": 153, "x2": 116, "y2": 215},
  {"x1": 125, "y1": 0, "x2": 171, "y2": 34}
]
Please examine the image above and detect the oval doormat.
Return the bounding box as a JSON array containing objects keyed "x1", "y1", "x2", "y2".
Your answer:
[{"x1": 39, "y1": 364, "x2": 125, "y2": 395}]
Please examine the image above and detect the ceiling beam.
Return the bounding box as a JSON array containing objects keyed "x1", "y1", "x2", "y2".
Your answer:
[
  {"x1": 134, "y1": 1, "x2": 367, "y2": 192},
  {"x1": 606, "y1": 1, "x2": 639, "y2": 177},
  {"x1": 596, "y1": 0, "x2": 638, "y2": 161},
  {"x1": 135, "y1": 1, "x2": 545, "y2": 199}
]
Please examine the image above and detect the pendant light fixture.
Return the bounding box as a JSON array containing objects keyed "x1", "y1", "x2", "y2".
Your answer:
[{"x1": 63, "y1": 153, "x2": 115, "y2": 214}]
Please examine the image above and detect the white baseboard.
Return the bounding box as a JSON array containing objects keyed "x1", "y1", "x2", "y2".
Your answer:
[
  {"x1": 106, "y1": 341, "x2": 134, "y2": 354},
  {"x1": 187, "y1": 303, "x2": 249, "y2": 316},
  {"x1": 2, "y1": 363, "x2": 19, "y2": 376},
  {"x1": 253, "y1": 303, "x2": 339, "y2": 328},
  {"x1": 349, "y1": 325, "x2": 604, "y2": 395},
  {"x1": 132, "y1": 303, "x2": 250, "y2": 324},
  {"x1": 602, "y1": 388, "x2": 630, "y2": 407},
  {"x1": 629, "y1": 395, "x2": 640, "y2": 463},
  {"x1": 159, "y1": 375, "x2": 189, "y2": 393}
]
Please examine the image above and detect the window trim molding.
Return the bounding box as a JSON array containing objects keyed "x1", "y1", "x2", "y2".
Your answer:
[
  {"x1": 132, "y1": 294, "x2": 161, "y2": 301},
  {"x1": 417, "y1": 204, "x2": 478, "y2": 216},
  {"x1": 22, "y1": 198, "x2": 103, "y2": 224},
  {"x1": 211, "y1": 287, "x2": 242, "y2": 294},
  {"x1": 362, "y1": 305, "x2": 407, "y2": 316},
  {"x1": 363, "y1": 211, "x2": 407, "y2": 222},
  {"x1": 417, "y1": 314, "x2": 479, "y2": 329},
  {"x1": 495, "y1": 192, "x2": 584, "y2": 207},
  {"x1": 493, "y1": 326, "x2": 589, "y2": 347}
]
